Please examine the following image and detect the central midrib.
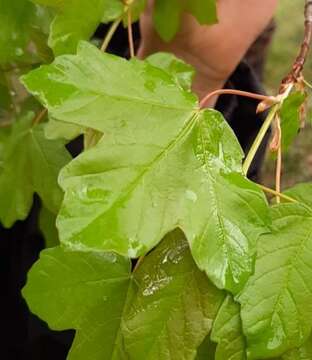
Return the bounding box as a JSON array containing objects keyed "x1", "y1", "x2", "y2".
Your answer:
[{"x1": 66, "y1": 109, "x2": 201, "y2": 248}]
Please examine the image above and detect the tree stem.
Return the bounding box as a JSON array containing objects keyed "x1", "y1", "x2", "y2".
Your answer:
[
  {"x1": 258, "y1": 184, "x2": 297, "y2": 203},
  {"x1": 280, "y1": 0, "x2": 312, "y2": 89}
]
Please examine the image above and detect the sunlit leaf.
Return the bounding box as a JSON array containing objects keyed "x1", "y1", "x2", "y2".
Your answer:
[
  {"x1": 238, "y1": 202, "x2": 312, "y2": 358},
  {"x1": 22, "y1": 41, "x2": 269, "y2": 293}
]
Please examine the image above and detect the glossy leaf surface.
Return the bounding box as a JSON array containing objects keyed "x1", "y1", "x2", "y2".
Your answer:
[
  {"x1": 238, "y1": 203, "x2": 312, "y2": 359},
  {"x1": 23, "y1": 230, "x2": 224, "y2": 359},
  {"x1": 0, "y1": 111, "x2": 71, "y2": 227},
  {"x1": 153, "y1": 0, "x2": 217, "y2": 41},
  {"x1": 22, "y1": 41, "x2": 269, "y2": 293}
]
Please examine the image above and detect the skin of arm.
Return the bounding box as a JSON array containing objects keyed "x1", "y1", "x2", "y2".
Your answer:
[{"x1": 138, "y1": 0, "x2": 278, "y2": 105}]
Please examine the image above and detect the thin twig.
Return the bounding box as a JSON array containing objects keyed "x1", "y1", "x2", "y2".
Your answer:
[
  {"x1": 281, "y1": 0, "x2": 312, "y2": 90},
  {"x1": 243, "y1": 105, "x2": 279, "y2": 175},
  {"x1": 243, "y1": 84, "x2": 293, "y2": 176},
  {"x1": 274, "y1": 115, "x2": 282, "y2": 203},
  {"x1": 127, "y1": 8, "x2": 135, "y2": 58},
  {"x1": 32, "y1": 108, "x2": 47, "y2": 126},
  {"x1": 275, "y1": 146, "x2": 282, "y2": 204},
  {"x1": 101, "y1": 18, "x2": 122, "y2": 52},
  {"x1": 258, "y1": 184, "x2": 297, "y2": 203},
  {"x1": 199, "y1": 89, "x2": 272, "y2": 109}
]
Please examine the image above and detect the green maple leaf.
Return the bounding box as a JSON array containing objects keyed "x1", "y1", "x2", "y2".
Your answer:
[
  {"x1": 195, "y1": 335, "x2": 216, "y2": 359},
  {"x1": 280, "y1": 91, "x2": 306, "y2": 152},
  {"x1": 211, "y1": 295, "x2": 247, "y2": 360},
  {"x1": 31, "y1": 0, "x2": 124, "y2": 55},
  {"x1": 23, "y1": 230, "x2": 223, "y2": 359},
  {"x1": 44, "y1": 117, "x2": 84, "y2": 141},
  {"x1": 281, "y1": 336, "x2": 312, "y2": 360},
  {"x1": 22, "y1": 41, "x2": 269, "y2": 293},
  {"x1": 145, "y1": 52, "x2": 195, "y2": 91},
  {"x1": 31, "y1": 0, "x2": 147, "y2": 55},
  {"x1": 238, "y1": 199, "x2": 312, "y2": 359},
  {"x1": 153, "y1": 0, "x2": 217, "y2": 41},
  {"x1": 39, "y1": 206, "x2": 59, "y2": 248},
  {"x1": 0, "y1": 0, "x2": 52, "y2": 66},
  {"x1": 0, "y1": 110, "x2": 71, "y2": 227}
]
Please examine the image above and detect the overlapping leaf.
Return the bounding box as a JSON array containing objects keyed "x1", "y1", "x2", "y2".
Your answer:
[
  {"x1": 22, "y1": 41, "x2": 269, "y2": 293},
  {"x1": 145, "y1": 52, "x2": 195, "y2": 91},
  {"x1": 153, "y1": 0, "x2": 217, "y2": 41},
  {"x1": 0, "y1": 71, "x2": 12, "y2": 120},
  {"x1": 39, "y1": 206, "x2": 59, "y2": 248},
  {"x1": 32, "y1": 0, "x2": 146, "y2": 55},
  {"x1": 281, "y1": 336, "x2": 312, "y2": 360},
  {"x1": 238, "y1": 201, "x2": 312, "y2": 359},
  {"x1": 211, "y1": 295, "x2": 246, "y2": 360},
  {"x1": 31, "y1": 0, "x2": 123, "y2": 55},
  {"x1": 195, "y1": 336, "x2": 216, "y2": 359},
  {"x1": 0, "y1": 111, "x2": 71, "y2": 227},
  {"x1": 280, "y1": 91, "x2": 306, "y2": 151},
  {"x1": 0, "y1": 0, "x2": 52, "y2": 66},
  {"x1": 23, "y1": 230, "x2": 224, "y2": 359}
]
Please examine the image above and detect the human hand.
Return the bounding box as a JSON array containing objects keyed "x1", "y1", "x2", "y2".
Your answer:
[{"x1": 138, "y1": 0, "x2": 278, "y2": 104}]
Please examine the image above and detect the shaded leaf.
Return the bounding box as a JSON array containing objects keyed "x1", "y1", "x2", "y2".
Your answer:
[
  {"x1": 32, "y1": 0, "x2": 124, "y2": 55},
  {"x1": 123, "y1": 230, "x2": 224, "y2": 359},
  {"x1": 211, "y1": 295, "x2": 246, "y2": 360},
  {"x1": 0, "y1": 0, "x2": 51, "y2": 66},
  {"x1": 23, "y1": 230, "x2": 224, "y2": 359},
  {"x1": 0, "y1": 111, "x2": 71, "y2": 227},
  {"x1": 0, "y1": 71, "x2": 12, "y2": 119},
  {"x1": 39, "y1": 206, "x2": 59, "y2": 248},
  {"x1": 280, "y1": 92, "x2": 306, "y2": 151},
  {"x1": 238, "y1": 203, "x2": 312, "y2": 359},
  {"x1": 22, "y1": 41, "x2": 269, "y2": 293},
  {"x1": 153, "y1": 0, "x2": 217, "y2": 41},
  {"x1": 195, "y1": 335, "x2": 216, "y2": 360}
]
